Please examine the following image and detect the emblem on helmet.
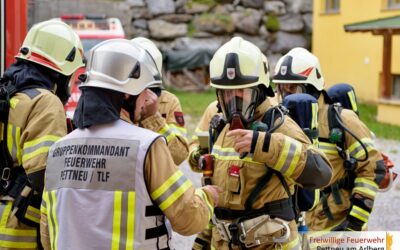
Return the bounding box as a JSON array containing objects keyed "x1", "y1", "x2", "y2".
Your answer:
[{"x1": 227, "y1": 68, "x2": 236, "y2": 80}]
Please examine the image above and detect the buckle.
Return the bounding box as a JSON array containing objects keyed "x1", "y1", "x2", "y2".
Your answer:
[{"x1": 1, "y1": 167, "x2": 11, "y2": 181}]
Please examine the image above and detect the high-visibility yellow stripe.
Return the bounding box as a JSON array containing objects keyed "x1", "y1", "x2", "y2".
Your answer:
[
  {"x1": 347, "y1": 90, "x2": 358, "y2": 113},
  {"x1": 195, "y1": 189, "x2": 214, "y2": 221},
  {"x1": 111, "y1": 191, "x2": 122, "y2": 250},
  {"x1": 23, "y1": 135, "x2": 60, "y2": 148},
  {"x1": 125, "y1": 192, "x2": 135, "y2": 250},
  {"x1": 350, "y1": 206, "x2": 369, "y2": 223},
  {"x1": 9, "y1": 98, "x2": 19, "y2": 109},
  {"x1": 0, "y1": 202, "x2": 12, "y2": 228},
  {"x1": 22, "y1": 147, "x2": 51, "y2": 163},
  {"x1": 159, "y1": 179, "x2": 192, "y2": 211},
  {"x1": 15, "y1": 126, "x2": 22, "y2": 165},
  {"x1": 283, "y1": 235, "x2": 300, "y2": 250},
  {"x1": 45, "y1": 192, "x2": 55, "y2": 250},
  {"x1": 353, "y1": 178, "x2": 378, "y2": 198},
  {"x1": 51, "y1": 191, "x2": 59, "y2": 250},
  {"x1": 0, "y1": 228, "x2": 36, "y2": 236},
  {"x1": 152, "y1": 171, "x2": 184, "y2": 200},
  {"x1": 7, "y1": 124, "x2": 13, "y2": 157},
  {"x1": 311, "y1": 103, "x2": 318, "y2": 129},
  {"x1": 0, "y1": 240, "x2": 36, "y2": 248},
  {"x1": 275, "y1": 138, "x2": 291, "y2": 171},
  {"x1": 285, "y1": 140, "x2": 302, "y2": 177}
]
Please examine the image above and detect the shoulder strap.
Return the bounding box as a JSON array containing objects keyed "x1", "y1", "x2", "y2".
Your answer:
[{"x1": 0, "y1": 80, "x2": 18, "y2": 194}]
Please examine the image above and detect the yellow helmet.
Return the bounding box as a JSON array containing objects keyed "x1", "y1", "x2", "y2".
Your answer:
[
  {"x1": 131, "y1": 37, "x2": 163, "y2": 77},
  {"x1": 210, "y1": 37, "x2": 270, "y2": 90},
  {"x1": 16, "y1": 20, "x2": 84, "y2": 76}
]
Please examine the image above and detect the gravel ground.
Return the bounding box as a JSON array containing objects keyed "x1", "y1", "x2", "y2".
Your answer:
[{"x1": 170, "y1": 138, "x2": 400, "y2": 249}]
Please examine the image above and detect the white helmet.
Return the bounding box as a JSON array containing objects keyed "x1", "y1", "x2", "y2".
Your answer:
[
  {"x1": 16, "y1": 20, "x2": 84, "y2": 76},
  {"x1": 273, "y1": 47, "x2": 324, "y2": 91},
  {"x1": 131, "y1": 37, "x2": 163, "y2": 77},
  {"x1": 81, "y1": 39, "x2": 162, "y2": 96},
  {"x1": 210, "y1": 37, "x2": 270, "y2": 90}
]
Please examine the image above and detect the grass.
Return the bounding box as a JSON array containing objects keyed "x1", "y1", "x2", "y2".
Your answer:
[
  {"x1": 169, "y1": 89, "x2": 216, "y2": 117},
  {"x1": 358, "y1": 103, "x2": 400, "y2": 141}
]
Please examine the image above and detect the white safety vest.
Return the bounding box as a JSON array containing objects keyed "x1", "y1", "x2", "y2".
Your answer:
[{"x1": 43, "y1": 120, "x2": 172, "y2": 250}]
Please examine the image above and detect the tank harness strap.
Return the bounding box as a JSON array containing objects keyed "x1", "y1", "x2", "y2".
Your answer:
[
  {"x1": 144, "y1": 205, "x2": 169, "y2": 241},
  {"x1": 320, "y1": 192, "x2": 334, "y2": 221}
]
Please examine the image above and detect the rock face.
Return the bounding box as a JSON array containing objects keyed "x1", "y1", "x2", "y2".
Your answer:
[
  {"x1": 128, "y1": 0, "x2": 312, "y2": 51},
  {"x1": 29, "y1": 0, "x2": 313, "y2": 68}
]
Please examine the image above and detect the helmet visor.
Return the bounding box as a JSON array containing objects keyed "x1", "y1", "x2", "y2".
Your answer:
[
  {"x1": 217, "y1": 88, "x2": 259, "y2": 122},
  {"x1": 277, "y1": 84, "x2": 306, "y2": 99}
]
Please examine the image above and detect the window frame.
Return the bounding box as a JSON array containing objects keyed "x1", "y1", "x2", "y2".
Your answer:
[{"x1": 324, "y1": 0, "x2": 341, "y2": 14}]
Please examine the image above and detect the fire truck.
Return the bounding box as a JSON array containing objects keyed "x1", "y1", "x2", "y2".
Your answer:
[
  {"x1": 58, "y1": 14, "x2": 125, "y2": 118},
  {"x1": 0, "y1": 0, "x2": 27, "y2": 76}
]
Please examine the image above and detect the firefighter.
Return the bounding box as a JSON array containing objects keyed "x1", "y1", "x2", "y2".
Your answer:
[
  {"x1": 273, "y1": 48, "x2": 386, "y2": 231},
  {"x1": 0, "y1": 20, "x2": 84, "y2": 250},
  {"x1": 188, "y1": 37, "x2": 332, "y2": 250},
  {"x1": 131, "y1": 37, "x2": 189, "y2": 165},
  {"x1": 40, "y1": 39, "x2": 220, "y2": 250}
]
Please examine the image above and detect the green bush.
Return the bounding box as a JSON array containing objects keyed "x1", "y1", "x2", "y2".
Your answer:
[{"x1": 265, "y1": 14, "x2": 280, "y2": 32}]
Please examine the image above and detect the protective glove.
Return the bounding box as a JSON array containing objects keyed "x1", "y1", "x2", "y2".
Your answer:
[{"x1": 188, "y1": 146, "x2": 209, "y2": 172}]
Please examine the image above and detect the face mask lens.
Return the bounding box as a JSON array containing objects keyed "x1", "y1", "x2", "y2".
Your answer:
[{"x1": 217, "y1": 88, "x2": 259, "y2": 123}]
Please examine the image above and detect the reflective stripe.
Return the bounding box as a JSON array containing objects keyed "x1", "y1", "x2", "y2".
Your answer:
[
  {"x1": 24, "y1": 206, "x2": 40, "y2": 224},
  {"x1": 22, "y1": 135, "x2": 60, "y2": 163},
  {"x1": 0, "y1": 202, "x2": 12, "y2": 228},
  {"x1": 9, "y1": 97, "x2": 19, "y2": 109},
  {"x1": 0, "y1": 204, "x2": 38, "y2": 248},
  {"x1": 195, "y1": 189, "x2": 214, "y2": 222},
  {"x1": 311, "y1": 102, "x2": 318, "y2": 130},
  {"x1": 111, "y1": 191, "x2": 122, "y2": 250},
  {"x1": 16, "y1": 126, "x2": 22, "y2": 165},
  {"x1": 7, "y1": 124, "x2": 13, "y2": 160},
  {"x1": 318, "y1": 142, "x2": 338, "y2": 155},
  {"x1": 347, "y1": 90, "x2": 358, "y2": 112},
  {"x1": 151, "y1": 170, "x2": 193, "y2": 211},
  {"x1": 349, "y1": 205, "x2": 369, "y2": 223},
  {"x1": 353, "y1": 177, "x2": 378, "y2": 198},
  {"x1": 125, "y1": 192, "x2": 135, "y2": 250},
  {"x1": 40, "y1": 198, "x2": 47, "y2": 215},
  {"x1": 48, "y1": 191, "x2": 59, "y2": 250},
  {"x1": 159, "y1": 124, "x2": 188, "y2": 143},
  {"x1": 211, "y1": 145, "x2": 260, "y2": 164},
  {"x1": 348, "y1": 138, "x2": 374, "y2": 159},
  {"x1": 274, "y1": 137, "x2": 302, "y2": 177},
  {"x1": 283, "y1": 235, "x2": 300, "y2": 250},
  {"x1": 111, "y1": 191, "x2": 136, "y2": 250}
]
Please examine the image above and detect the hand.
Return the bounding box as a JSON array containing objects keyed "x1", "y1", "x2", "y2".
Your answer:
[
  {"x1": 202, "y1": 185, "x2": 222, "y2": 207},
  {"x1": 135, "y1": 89, "x2": 158, "y2": 121},
  {"x1": 226, "y1": 129, "x2": 253, "y2": 154}
]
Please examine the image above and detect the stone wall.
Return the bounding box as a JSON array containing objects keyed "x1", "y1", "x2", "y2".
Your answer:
[{"x1": 29, "y1": 0, "x2": 312, "y2": 70}]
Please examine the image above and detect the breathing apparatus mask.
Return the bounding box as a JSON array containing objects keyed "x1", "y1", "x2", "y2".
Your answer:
[{"x1": 217, "y1": 87, "x2": 262, "y2": 130}]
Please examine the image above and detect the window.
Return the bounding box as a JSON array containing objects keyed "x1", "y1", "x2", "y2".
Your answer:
[
  {"x1": 388, "y1": 0, "x2": 400, "y2": 9},
  {"x1": 392, "y1": 75, "x2": 400, "y2": 99},
  {"x1": 325, "y1": 0, "x2": 340, "y2": 13}
]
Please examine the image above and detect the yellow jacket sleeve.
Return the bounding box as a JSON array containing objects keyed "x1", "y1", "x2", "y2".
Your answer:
[
  {"x1": 145, "y1": 138, "x2": 214, "y2": 236},
  {"x1": 341, "y1": 109, "x2": 384, "y2": 200},
  {"x1": 18, "y1": 90, "x2": 67, "y2": 174},
  {"x1": 252, "y1": 116, "x2": 333, "y2": 189}
]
